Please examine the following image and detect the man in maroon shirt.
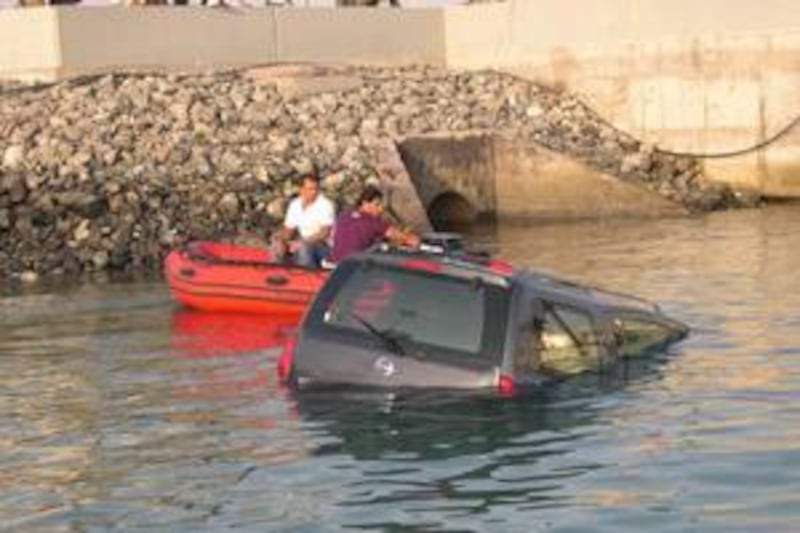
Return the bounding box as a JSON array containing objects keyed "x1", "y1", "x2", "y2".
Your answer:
[{"x1": 330, "y1": 185, "x2": 421, "y2": 263}]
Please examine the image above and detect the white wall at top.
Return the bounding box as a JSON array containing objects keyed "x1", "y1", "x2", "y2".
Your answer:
[
  {"x1": 0, "y1": 0, "x2": 463, "y2": 6},
  {"x1": 297, "y1": 0, "x2": 466, "y2": 5},
  {"x1": 501, "y1": 0, "x2": 800, "y2": 50},
  {"x1": 400, "y1": 0, "x2": 465, "y2": 7}
]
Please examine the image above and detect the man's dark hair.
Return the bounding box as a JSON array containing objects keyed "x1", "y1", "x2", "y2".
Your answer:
[
  {"x1": 296, "y1": 172, "x2": 321, "y2": 187},
  {"x1": 357, "y1": 185, "x2": 384, "y2": 207}
]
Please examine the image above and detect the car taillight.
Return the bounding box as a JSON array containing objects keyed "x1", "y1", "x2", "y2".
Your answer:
[
  {"x1": 277, "y1": 337, "x2": 296, "y2": 382},
  {"x1": 496, "y1": 372, "x2": 516, "y2": 397},
  {"x1": 487, "y1": 260, "x2": 514, "y2": 276}
]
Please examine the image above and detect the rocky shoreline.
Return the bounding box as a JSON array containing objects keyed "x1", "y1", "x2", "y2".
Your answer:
[{"x1": 0, "y1": 65, "x2": 756, "y2": 280}]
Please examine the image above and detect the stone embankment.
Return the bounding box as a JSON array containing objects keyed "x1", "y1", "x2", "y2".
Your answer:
[{"x1": 0, "y1": 66, "x2": 754, "y2": 279}]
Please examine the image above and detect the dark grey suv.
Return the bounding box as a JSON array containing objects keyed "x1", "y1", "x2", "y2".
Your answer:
[{"x1": 278, "y1": 247, "x2": 688, "y2": 395}]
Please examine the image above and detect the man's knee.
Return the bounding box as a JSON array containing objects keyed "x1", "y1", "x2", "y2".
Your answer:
[{"x1": 296, "y1": 242, "x2": 329, "y2": 268}]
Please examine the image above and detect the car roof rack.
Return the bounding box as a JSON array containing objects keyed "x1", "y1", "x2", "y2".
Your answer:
[{"x1": 366, "y1": 240, "x2": 515, "y2": 280}]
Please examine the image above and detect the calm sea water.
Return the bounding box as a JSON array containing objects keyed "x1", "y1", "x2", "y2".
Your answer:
[{"x1": 1, "y1": 205, "x2": 799, "y2": 532}]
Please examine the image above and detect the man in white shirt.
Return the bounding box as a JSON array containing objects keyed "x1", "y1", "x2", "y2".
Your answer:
[{"x1": 271, "y1": 173, "x2": 335, "y2": 268}]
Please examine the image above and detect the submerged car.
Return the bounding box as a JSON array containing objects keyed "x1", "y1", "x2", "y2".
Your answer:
[{"x1": 278, "y1": 244, "x2": 689, "y2": 395}]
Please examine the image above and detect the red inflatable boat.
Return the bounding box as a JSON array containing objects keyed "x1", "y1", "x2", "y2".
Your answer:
[{"x1": 164, "y1": 241, "x2": 328, "y2": 316}]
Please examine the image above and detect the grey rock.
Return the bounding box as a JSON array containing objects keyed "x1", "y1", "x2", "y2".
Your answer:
[
  {"x1": 105, "y1": 181, "x2": 122, "y2": 195},
  {"x1": 108, "y1": 193, "x2": 125, "y2": 214},
  {"x1": 20, "y1": 270, "x2": 38, "y2": 284},
  {"x1": 169, "y1": 101, "x2": 190, "y2": 121},
  {"x1": 73, "y1": 219, "x2": 91, "y2": 242},
  {"x1": 192, "y1": 153, "x2": 214, "y2": 178},
  {"x1": 219, "y1": 192, "x2": 240, "y2": 216},
  {"x1": 219, "y1": 151, "x2": 244, "y2": 174},
  {"x1": 266, "y1": 197, "x2": 286, "y2": 220},
  {"x1": 2, "y1": 145, "x2": 24, "y2": 170},
  {"x1": 4, "y1": 173, "x2": 27, "y2": 204},
  {"x1": 621, "y1": 152, "x2": 652, "y2": 175},
  {"x1": 292, "y1": 157, "x2": 316, "y2": 176},
  {"x1": 323, "y1": 171, "x2": 348, "y2": 191},
  {"x1": 14, "y1": 210, "x2": 33, "y2": 237},
  {"x1": 254, "y1": 166, "x2": 271, "y2": 184},
  {"x1": 24, "y1": 171, "x2": 47, "y2": 191},
  {"x1": 91, "y1": 250, "x2": 110, "y2": 270},
  {"x1": 335, "y1": 118, "x2": 358, "y2": 136},
  {"x1": 269, "y1": 135, "x2": 291, "y2": 155},
  {"x1": 55, "y1": 192, "x2": 106, "y2": 218},
  {"x1": 525, "y1": 103, "x2": 545, "y2": 118}
]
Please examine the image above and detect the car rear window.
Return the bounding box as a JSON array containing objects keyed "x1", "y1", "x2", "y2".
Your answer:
[{"x1": 311, "y1": 262, "x2": 508, "y2": 359}]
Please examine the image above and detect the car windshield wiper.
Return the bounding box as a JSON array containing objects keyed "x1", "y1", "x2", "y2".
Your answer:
[{"x1": 349, "y1": 311, "x2": 408, "y2": 357}]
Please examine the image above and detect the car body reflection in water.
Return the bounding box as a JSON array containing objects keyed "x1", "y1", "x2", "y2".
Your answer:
[{"x1": 289, "y1": 352, "x2": 677, "y2": 524}]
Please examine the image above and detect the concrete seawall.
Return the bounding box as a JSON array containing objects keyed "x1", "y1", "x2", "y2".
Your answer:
[
  {"x1": 1, "y1": 2, "x2": 798, "y2": 197},
  {"x1": 446, "y1": 1, "x2": 800, "y2": 197}
]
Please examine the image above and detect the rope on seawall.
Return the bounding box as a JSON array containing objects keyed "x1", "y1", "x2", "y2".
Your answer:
[
  {"x1": 493, "y1": 68, "x2": 800, "y2": 160},
  {"x1": 654, "y1": 113, "x2": 800, "y2": 159}
]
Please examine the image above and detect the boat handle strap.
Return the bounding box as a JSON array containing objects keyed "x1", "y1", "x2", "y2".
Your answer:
[{"x1": 266, "y1": 275, "x2": 289, "y2": 287}]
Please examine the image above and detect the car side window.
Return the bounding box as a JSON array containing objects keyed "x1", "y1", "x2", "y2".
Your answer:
[
  {"x1": 537, "y1": 301, "x2": 602, "y2": 377},
  {"x1": 613, "y1": 316, "x2": 677, "y2": 357}
]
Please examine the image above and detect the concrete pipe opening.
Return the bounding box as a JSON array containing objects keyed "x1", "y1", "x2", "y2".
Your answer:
[
  {"x1": 398, "y1": 132, "x2": 497, "y2": 232},
  {"x1": 427, "y1": 192, "x2": 478, "y2": 231},
  {"x1": 396, "y1": 132, "x2": 690, "y2": 229}
]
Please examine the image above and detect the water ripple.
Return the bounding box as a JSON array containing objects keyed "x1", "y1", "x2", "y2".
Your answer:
[{"x1": 2, "y1": 206, "x2": 800, "y2": 531}]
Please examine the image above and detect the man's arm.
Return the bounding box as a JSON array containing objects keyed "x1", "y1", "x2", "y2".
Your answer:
[
  {"x1": 287, "y1": 225, "x2": 329, "y2": 254},
  {"x1": 385, "y1": 225, "x2": 420, "y2": 248},
  {"x1": 274, "y1": 225, "x2": 296, "y2": 242},
  {"x1": 304, "y1": 225, "x2": 331, "y2": 244},
  {"x1": 274, "y1": 199, "x2": 300, "y2": 242}
]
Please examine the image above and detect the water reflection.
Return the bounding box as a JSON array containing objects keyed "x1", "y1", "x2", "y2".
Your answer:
[
  {"x1": 287, "y1": 353, "x2": 676, "y2": 530},
  {"x1": 296, "y1": 352, "x2": 672, "y2": 460},
  {"x1": 2, "y1": 205, "x2": 800, "y2": 531},
  {"x1": 170, "y1": 310, "x2": 296, "y2": 358},
  {"x1": 167, "y1": 310, "x2": 299, "y2": 430}
]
